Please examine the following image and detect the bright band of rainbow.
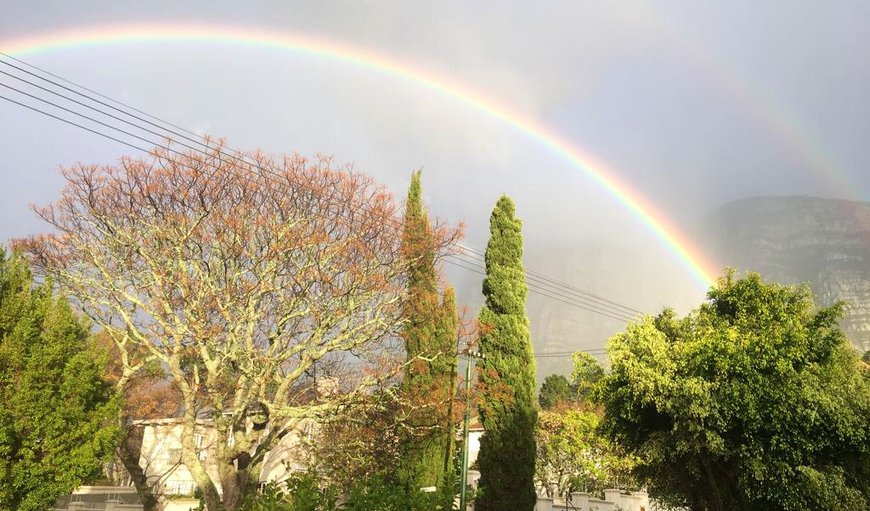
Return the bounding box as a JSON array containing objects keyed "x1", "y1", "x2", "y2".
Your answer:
[{"x1": 1, "y1": 23, "x2": 719, "y2": 288}]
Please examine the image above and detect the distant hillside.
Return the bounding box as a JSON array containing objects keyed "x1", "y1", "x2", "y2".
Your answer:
[
  {"x1": 705, "y1": 196, "x2": 870, "y2": 351},
  {"x1": 451, "y1": 240, "x2": 704, "y2": 383}
]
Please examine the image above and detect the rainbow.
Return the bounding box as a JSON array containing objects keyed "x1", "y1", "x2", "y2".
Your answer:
[
  {"x1": 0, "y1": 23, "x2": 719, "y2": 287},
  {"x1": 642, "y1": 5, "x2": 867, "y2": 201}
]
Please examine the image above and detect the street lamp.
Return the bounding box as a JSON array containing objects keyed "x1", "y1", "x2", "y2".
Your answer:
[{"x1": 459, "y1": 350, "x2": 484, "y2": 511}]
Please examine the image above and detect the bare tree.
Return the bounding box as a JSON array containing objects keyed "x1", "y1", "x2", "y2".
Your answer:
[
  {"x1": 95, "y1": 330, "x2": 181, "y2": 510},
  {"x1": 17, "y1": 140, "x2": 458, "y2": 510}
]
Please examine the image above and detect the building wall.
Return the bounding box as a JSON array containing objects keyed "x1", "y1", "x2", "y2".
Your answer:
[
  {"x1": 537, "y1": 490, "x2": 650, "y2": 511},
  {"x1": 467, "y1": 428, "x2": 483, "y2": 467},
  {"x1": 136, "y1": 418, "x2": 313, "y2": 497},
  {"x1": 137, "y1": 420, "x2": 219, "y2": 496}
]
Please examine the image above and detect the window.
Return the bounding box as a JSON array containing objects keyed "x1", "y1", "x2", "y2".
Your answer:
[{"x1": 194, "y1": 432, "x2": 208, "y2": 461}]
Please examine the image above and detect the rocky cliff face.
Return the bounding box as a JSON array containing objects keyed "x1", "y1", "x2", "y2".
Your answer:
[{"x1": 705, "y1": 196, "x2": 870, "y2": 351}]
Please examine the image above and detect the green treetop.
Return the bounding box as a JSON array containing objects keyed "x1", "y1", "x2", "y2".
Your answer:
[
  {"x1": 538, "y1": 374, "x2": 574, "y2": 410},
  {"x1": 476, "y1": 196, "x2": 537, "y2": 511},
  {"x1": 571, "y1": 351, "x2": 604, "y2": 403},
  {"x1": 0, "y1": 250, "x2": 118, "y2": 511},
  {"x1": 599, "y1": 270, "x2": 870, "y2": 510}
]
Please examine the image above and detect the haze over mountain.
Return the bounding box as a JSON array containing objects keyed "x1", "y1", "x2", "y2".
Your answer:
[
  {"x1": 512, "y1": 195, "x2": 869, "y2": 381},
  {"x1": 705, "y1": 196, "x2": 869, "y2": 352}
]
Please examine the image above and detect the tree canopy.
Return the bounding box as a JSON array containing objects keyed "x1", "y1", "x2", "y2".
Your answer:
[
  {"x1": 536, "y1": 353, "x2": 635, "y2": 498},
  {"x1": 571, "y1": 351, "x2": 604, "y2": 402},
  {"x1": 17, "y1": 142, "x2": 457, "y2": 510},
  {"x1": 538, "y1": 374, "x2": 574, "y2": 410},
  {"x1": 535, "y1": 408, "x2": 636, "y2": 498},
  {"x1": 0, "y1": 250, "x2": 118, "y2": 511},
  {"x1": 599, "y1": 271, "x2": 870, "y2": 510}
]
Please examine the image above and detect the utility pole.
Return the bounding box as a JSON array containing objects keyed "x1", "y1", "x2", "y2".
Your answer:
[{"x1": 459, "y1": 350, "x2": 483, "y2": 511}]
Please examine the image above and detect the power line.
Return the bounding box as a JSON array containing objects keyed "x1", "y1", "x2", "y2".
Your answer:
[
  {"x1": 444, "y1": 258, "x2": 635, "y2": 322},
  {"x1": 0, "y1": 61, "x2": 639, "y2": 322},
  {"x1": 0, "y1": 81, "x2": 186, "y2": 154},
  {"x1": 0, "y1": 52, "x2": 204, "y2": 145},
  {"x1": 0, "y1": 94, "x2": 152, "y2": 154},
  {"x1": 447, "y1": 253, "x2": 637, "y2": 321},
  {"x1": 534, "y1": 348, "x2": 607, "y2": 358},
  {"x1": 0, "y1": 54, "x2": 644, "y2": 322},
  {"x1": 0, "y1": 67, "x2": 215, "y2": 159},
  {"x1": 455, "y1": 244, "x2": 643, "y2": 315}
]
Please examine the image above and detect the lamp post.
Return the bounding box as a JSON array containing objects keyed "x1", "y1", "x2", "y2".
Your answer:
[{"x1": 459, "y1": 350, "x2": 483, "y2": 511}]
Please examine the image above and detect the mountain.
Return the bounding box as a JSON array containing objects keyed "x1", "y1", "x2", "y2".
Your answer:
[
  {"x1": 451, "y1": 240, "x2": 705, "y2": 383},
  {"x1": 450, "y1": 196, "x2": 869, "y2": 385},
  {"x1": 705, "y1": 196, "x2": 870, "y2": 352}
]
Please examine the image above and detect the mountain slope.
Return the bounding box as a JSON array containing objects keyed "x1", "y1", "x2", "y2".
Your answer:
[{"x1": 706, "y1": 196, "x2": 869, "y2": 351}]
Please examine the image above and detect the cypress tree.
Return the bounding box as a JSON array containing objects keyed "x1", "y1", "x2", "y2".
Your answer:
[
  {"x1": 476, "y1": 196, "x2": 537, "y2": 511},
  {"x1": 398, "y1": 170, "x2": 459, "y2": 501},
  {"x1": 435, "y1": 287, "x2": 458, "y2": 503}
]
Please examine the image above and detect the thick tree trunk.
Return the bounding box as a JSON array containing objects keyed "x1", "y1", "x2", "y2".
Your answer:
[
  {"x1": 179, "y1": 418, "x2": 222, "y2": 511},
  {"x1": 185, "y1": 449, "x2": 221, "y2": 511},
  {"x1": 218, "y1": 467, "x2": 244, "y2": 511},
  {"x1": 218, "y1": 452, "x2": 255, "y2": 510},
  {"x1": 117, "y1": 424, "x2": 159, "y2": 511}
]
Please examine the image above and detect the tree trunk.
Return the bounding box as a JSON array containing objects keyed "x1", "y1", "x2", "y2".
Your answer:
[
  {"x1": 219, "y1": 452, "x2": 255, "y2": 511},
  {"x1": 185, "y1": 450, "x2": 221, "y2": 511},
  {"x1": 179, "y1": 420, "x2": 221, "y2": 511},
  {"x1": 117, "y1": 424, "x2": 159, "y2": 511},
  {"x1": 701, "y1": 456, "x2": 725, "y2": 511}
]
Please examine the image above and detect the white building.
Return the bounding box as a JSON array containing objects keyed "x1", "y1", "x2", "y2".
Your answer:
[{"x1": 135, "y1": 418, "x2": 314, "y2": 499}]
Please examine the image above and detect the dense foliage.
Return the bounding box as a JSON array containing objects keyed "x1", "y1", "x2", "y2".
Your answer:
[
  {"x1": 397, "y1": 170, "x2": 459, "y2": 503},
  {"x1": 476, "y1": 196, "x2": 537, "y2": 511},
  {"x1": 0, "y1": 251, "x2": 118, "y2": 511},
  {"x1": 240, "y1": 471, "x2": 448, "y2": 511},
  {"x1": 241, "y1": 473, "x2": 338, "y2": 511},
  {"x1": 599, "y1": 271, "x2": 870, "y2": 510},
  {"x1": 536, "y1": 354, "x2": 635, "y2": 498},
  {"x1": 535, "y1": 408, "x2": 636, "y2": 498},
  {"x1": 570, "y1": 352, "x2": 604, "y2": 402},
  {"x1": 538, "y1": 374, "x2": 574, "y2": 410}
]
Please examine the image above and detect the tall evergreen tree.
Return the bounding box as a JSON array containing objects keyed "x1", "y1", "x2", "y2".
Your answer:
[
  {"x1": 476, "y1": 196, "x2": 537, "y2": 511},
  {"x1": 0, "y1": 250, "x2": 118, "y2": 511},
  {"x1": 398, "y1": 170, "x2": 459, "y2": 501}
]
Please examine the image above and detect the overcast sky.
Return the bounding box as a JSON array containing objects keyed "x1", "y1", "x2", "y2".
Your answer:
[{"x1": 1, "y1": 1, "x2": 868, "y2": 360}]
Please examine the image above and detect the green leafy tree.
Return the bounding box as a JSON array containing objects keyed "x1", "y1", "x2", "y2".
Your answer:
[
  {"x1": 537, "y1": 354, "x2": 635, "y2": 498},
  {"x1": 570, "y1": 352, "x2": 604, "y2": 402},
  {"x1": 599, "y1": 271, "x2": 870, "y2": 510},
  {"x1": 535, "y1": 408, "x2": 636, "y2": 498},
  {"x1": 344, "y1": 476, "x2": 442, "y2": 511},
  {"x1": 538, "y1": 374, "x2": 574, "y2": 410},
  {"x1": 0, "y1": 250, "x2": 118, "y2": 511},
  {"x1": 398, "y1": 170, "x2": 459, "y2": 502},
  {"x1": 476, "y1": 196, "x2": 537, "y2": 511}
]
